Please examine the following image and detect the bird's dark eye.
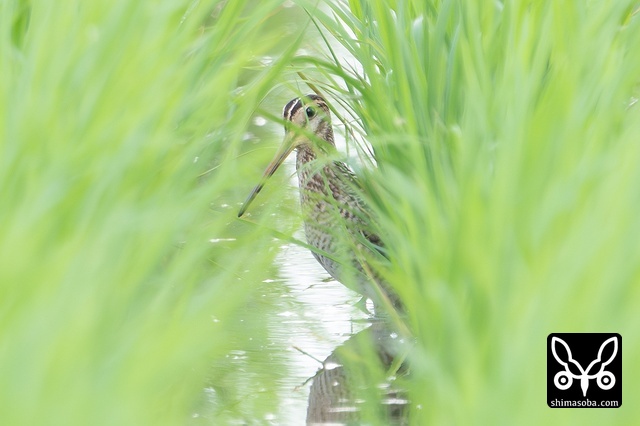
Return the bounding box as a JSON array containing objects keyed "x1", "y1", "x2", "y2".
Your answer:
[{"x1": 305, "y1": 107, "x2": 316, "y2": 118}]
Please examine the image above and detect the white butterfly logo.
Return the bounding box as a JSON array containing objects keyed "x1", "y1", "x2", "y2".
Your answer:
[{"x1": 551, "y1": 336, "x2": 618, "y2": 397}]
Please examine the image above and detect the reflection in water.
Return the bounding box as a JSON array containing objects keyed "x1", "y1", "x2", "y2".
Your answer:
[
  {"x1": 271, "y1": 237, "x2": 368, "y2": 423},
  {"x1": 273, "y1": 236, "x2": 409, "y2": 425},
  {"x1": 306, "y1": 322, "x2": 409, "y2": 425}
]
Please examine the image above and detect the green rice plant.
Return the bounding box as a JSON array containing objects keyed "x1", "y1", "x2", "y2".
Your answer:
[
  {"x1": 301, "y1": 0, "x2": 640, "y2": 424},
  {"x1": 0, "y1": 0, "x2": 304, "y2": 424},
  {"x1": 5, "y1": 0, "x2": 640, "y2": 423}
]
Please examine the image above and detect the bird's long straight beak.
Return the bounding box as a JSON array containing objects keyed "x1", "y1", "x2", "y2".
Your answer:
[{"x1": 238, "y1": 133, "x2": 296, "y2": 217}]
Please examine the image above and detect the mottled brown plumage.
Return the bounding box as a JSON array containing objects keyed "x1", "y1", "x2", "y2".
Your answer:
[{"x1": 239, "y1": 95, "x2": 399, "y2": 309}]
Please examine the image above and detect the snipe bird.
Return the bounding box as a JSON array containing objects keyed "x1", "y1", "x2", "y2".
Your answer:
[{"x1": 238, "y1": 95, "x2": 400, "y2": 310}]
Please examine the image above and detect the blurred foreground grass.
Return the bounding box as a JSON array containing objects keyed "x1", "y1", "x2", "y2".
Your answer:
[
  {"x1": 304, "y1": 0, "x2": 640, "y2": 424},
  {"x1": 2, "y1": 0, "x2": 640, "y2": 424},
  {"x1": 0, "y1": 0, "x2": 302, "y2": 424}
]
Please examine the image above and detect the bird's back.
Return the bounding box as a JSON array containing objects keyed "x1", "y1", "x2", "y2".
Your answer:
[{"x1": 295, "y1": 149, "x2": 393, "y2": 305}]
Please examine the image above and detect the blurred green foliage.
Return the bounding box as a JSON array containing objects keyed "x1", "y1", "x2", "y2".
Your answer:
[
  {"x1": 304, "y1": 0, "x2": 640, "y2": 424},
  {"x1": 0, "y1": 0, "x2": 303, "y2": 424},
  {"x1": 2, "y1": 0, "x2": 640, "y2": 424}
]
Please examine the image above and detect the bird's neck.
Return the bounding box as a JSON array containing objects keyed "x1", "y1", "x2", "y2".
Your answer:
[
  {"x1": 294, "y1": 122, "x2": 335, "y2": 166},
  {"x1": 295, "y1": 125, "x2": 336, "y2": 192},
  {"x1": 295, "y1": 143, "x2": 318, "y2": 166}
]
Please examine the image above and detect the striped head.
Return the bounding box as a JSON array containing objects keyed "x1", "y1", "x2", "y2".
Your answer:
[
  {"x1": 282, "y1": 94, "x2": 334, "y2": 148},
  {"x1": 238, "y1": 94, "x2": 334, "y2": 217}
]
